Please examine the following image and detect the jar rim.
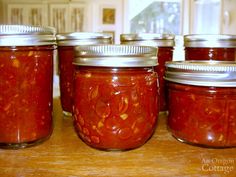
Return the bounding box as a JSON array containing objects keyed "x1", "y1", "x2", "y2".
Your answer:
[
  {"x1": 165, "y1": 60, "x2": 236, "y2": 87},
  {"x1": 0, "y1": 25, "x2": 56, "y2": 46},
  {"x1": 0, "y1": 25, "x2": 56, "y2": 35},
  {"x1": 120, "y1": 33, "x2": 175, "y2": 47},
  {"x1": 184, "y1": 34, "x2": 236, "y2": 48},
  {"x1": 73, "y1": 45, "x2": 158, "y2": 67},
  {"x1": 56, "y1": 32, "x2": 113, "y2": 46}
]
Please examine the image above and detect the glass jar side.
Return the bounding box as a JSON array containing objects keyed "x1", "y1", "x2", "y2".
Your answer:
[
  {"x1": 185, "y1": 47, "x2": 236, "y2": 61},
  {"x1": 155, "y1": 47, "x2": 173, "y2": 112},
  {"x1": 118, "y1": 44, "x2": 173, "y2": 113},
  {"x1": 167, "y1": 82, "x2": 236, "y2": 148},
  {"x1": 73, "y1": 66, "x2": 159, "y2": 150},
  {"x1": 58, "y1": 46, "x2": 74, "y2": 116},
  {"x1": 0, "y1": 46, "x2": 54, "y2": 149},
  {"x1": 58, "y1": 47, "x2": 114, "y2": 117}
]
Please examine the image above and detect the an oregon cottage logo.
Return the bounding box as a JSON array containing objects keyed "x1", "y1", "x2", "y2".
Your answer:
[{"x1": 201, "y1": 158, "x2": 235, "y2": 174}]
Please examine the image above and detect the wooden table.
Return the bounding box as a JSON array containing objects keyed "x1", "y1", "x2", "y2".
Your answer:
[{"x1": 0, "y1": 96, "x2": 236, "y2": 177}]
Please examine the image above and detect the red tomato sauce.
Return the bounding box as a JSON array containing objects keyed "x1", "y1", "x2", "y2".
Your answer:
[
  {"x1": 58, "y1": 46, "x2": 74, "y2": 115},
  {"x1": 73, "y1": 67, "x2": 158, "y2": 150},
  {"x1": 0, "y1": 46, "x2": 53, "y2": 148},
  {"x1": 167, "y1": 82, "x2": 236, "y2": 147},
  {"x1": 155, "y1": 47, "x2": 173, "y2": 112},
  {"x1": 185, "y1": 47, "x2": 236, "y2": 61}
]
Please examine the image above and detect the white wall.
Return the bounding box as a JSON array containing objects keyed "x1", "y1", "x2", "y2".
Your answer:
[{"x1": 88, "y1": 0, "x2": 123, "y2": 43}]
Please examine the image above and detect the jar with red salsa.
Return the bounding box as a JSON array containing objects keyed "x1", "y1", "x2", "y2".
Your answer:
[
  {"x1": 0, "y1": 25, "x2": 56, "y2": 149},
  {"x1": 120, "y1": 33, "x2": 175, "y2": 113},
  {"x1": 73, "y1": 45, "x2": 159, "y2": 150},
  {"x1": 165, "y1": 61, "x2": 236, "y2": 148},
  {"x1": 56, "y1": 33, "x2": 112, "y2": 116},
  {"x1": 184, "y1": 34, "x2": 236, "y2": 61}
]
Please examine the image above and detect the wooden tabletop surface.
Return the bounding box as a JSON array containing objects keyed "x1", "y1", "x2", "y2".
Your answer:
[{"x1": 0, "y1": 94, "x2": 236, "y2": 177}]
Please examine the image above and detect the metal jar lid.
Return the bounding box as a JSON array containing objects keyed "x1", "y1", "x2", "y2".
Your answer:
[
  {"x1": 0, "y1": 25, "x2": 56, "y2": 46},
  {"x1": 120, "y1": 33, "x2": 175, "y2": 47},
  {"x1": 73, "y1": 45, "x2": 158, "y2": 67},
  {"x1": 56, "y1": 32, "x2": 113, "y2": 46},
  {"x1": 184, "y1": 34, "x2": 236, "y2": 48},
  {"x1": 165, "y1": 60, "x2": 236, "y2": 87}
]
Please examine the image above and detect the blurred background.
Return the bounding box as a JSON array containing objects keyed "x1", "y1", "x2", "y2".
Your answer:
[
  {"x1": 1, "y1": 0, "x2": 236, "y2": 92},
  {"x1": 0, "y1": 0, "x2": 235, "y2": 43}
]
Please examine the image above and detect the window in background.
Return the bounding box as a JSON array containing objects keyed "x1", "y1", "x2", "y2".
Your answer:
[
  {"x1": 129, "y1": 0, "x2": 182, "y2": 34},
  {"x1": 190, "y1": 0, "x2": 221, "y2": 34}
]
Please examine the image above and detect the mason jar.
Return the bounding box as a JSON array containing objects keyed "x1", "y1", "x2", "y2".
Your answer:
[
  {"x1": 73, "y1": 45, "x2": 159, "y2": 150},
  {"x1": 120, "y1": 33, "x2": 175, "y2": 112},
  {"x1": 184, "y1": 34, "x2": 236, "y2": 61},
  {"x1": 165, "y1": 60, "x2": 236, "y2": 148},
  {"x1": 56, "y1": 32, "x2": 112, "y2": 116},
  {"x1": 0, "y1": 25, "x2": 56, "y2": 149}
]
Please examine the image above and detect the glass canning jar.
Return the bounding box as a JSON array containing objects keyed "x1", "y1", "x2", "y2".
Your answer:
[
  {"x1": 56, "y1": 32, "x2": 112, "y2": 116},
  {"x1": 165, "y1": 60, "x2": 236, "y2": 148},
  {"x1": 120, "y1": 33, "x2": 175, "y2": 112},
  {"x1": 184, "y1": 34, "x2": 236, "y2": 61},
  {"x1": 73, "y1": 45, "x2": 159, "y2": 150},
  {"x1": 0, "y1": 25, "x2": 56, "y2": 149}
]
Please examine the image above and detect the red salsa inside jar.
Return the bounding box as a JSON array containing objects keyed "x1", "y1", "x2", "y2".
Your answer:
[
  {"x1": 167, "y1": 83, "x2": 236, "y2": 147},
  {"x1": 120, "y1": 33, "x2": 175, "y2": 112},
  {"x1": 185, "y1": 47, "x2": 236, "y2": 61},
  {"x1": 155, "y1": 47, "x2": 173, "y2": 112},
  {"x1": 73, "y1": 67, "x2": 158, "y2": 150},
  {"x1": 165, "y1": 61, "x2": 236, "y2": 148},
  {"x1": 0, "y1": 46, "x2": 54, "y2": 146},
  {"x1": 58, "y1": 46, "x2": 74, "y2": 115},
  {"x1": 0, "y1": 24, "x2": 55, "y2": 148},
  {"x1": 184, "y1": 34, "x2": 236, "y2": 61},
  {"x1": 57, "y1": 33, "x2": 112, "y2": 116}
]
